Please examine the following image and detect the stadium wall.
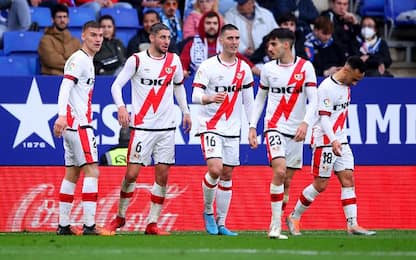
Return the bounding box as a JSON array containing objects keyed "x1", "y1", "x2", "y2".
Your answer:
[
  {"x1": 0, "y1": 76, "x2": 415, "y2": 231},
  {"x1": 0, "y1": 166, "x2": 415, "y2": 232}
]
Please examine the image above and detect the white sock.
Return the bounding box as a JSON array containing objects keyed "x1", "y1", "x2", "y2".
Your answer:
[
  {"x1": 292, "y1": 184, "x2": 320, "y2": 220},
  {"x1": 82, "y1": 177, "x2": 98, "y2": 227},
  {"x1": 147, "y1": 182, "x2": 166, "y2": 224},
  {"x1": 270, "y1": 183, "x2": 284, "y2": 227},
  {"x1": 341, "y1": 187, "x2": 358, "y2": 227},
  {"x1": 216, "y1": 180, "x2": 232, "y2": 227},
  {"x1": 202, "y1": 172, "x2": 218, "y2": 215},
  {"x1": 118, "y1": 178, "x2": 136, "y2": 218},
  {"x1": 59, "y1": 179, "x2": 76, "y2": 226}
]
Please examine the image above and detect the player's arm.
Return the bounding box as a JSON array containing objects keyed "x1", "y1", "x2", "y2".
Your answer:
[
  {"x1": 54, "y1": 78, "x2": 75, "y2": 137},
  {"x1": 317, "y1": 86, "x2": 341, "y2": 156},
  {"x1": 248, "y1": 86, "x2": 268, "y2": 149},
  {"x1": 191, "y1": 64, "x2": 226, "y2": 104},
  {"x1": 294, "y1": 84, "x2": 318, "y2": 142},
  {"x1": 111, "y1": 55, "x2": 137, "y2": 128},
  {"x1": 320, "y1": 114, "x2": 341, "y2": 156},
  {"x1": 173, "y1": 83, "x2": 192, "y2": 133}
]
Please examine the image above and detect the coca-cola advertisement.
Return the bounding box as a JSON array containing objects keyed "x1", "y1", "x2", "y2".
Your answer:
[{"x1": 1, "y1": 166, "x2": 415, "y2": 232}]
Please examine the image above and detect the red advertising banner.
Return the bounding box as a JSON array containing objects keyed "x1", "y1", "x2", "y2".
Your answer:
[{"x1": 1, "y1": 166, "x2": 415, "y2": 232}]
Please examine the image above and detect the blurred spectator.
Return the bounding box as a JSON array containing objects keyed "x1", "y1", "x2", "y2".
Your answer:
[
  {"x1": 0, "y1": 0, "x2": 31, "y2": 45},
  {"x1": 58, "y1": 0, "x2": 133, "y2": 18},
  {"x1": 321, "y1": 0, "x2": 360, "y2": 57},
  {"x1": 180, "y1": 11, "x2": 256, "y2": 77},
  {"x1": 29, "y1": 0, "x2": 58, "y2": 8},
  {"x1": 354, "y1": 16, "x2": 393, "y2": 77},
  {"x1": 183, "y1": 0, "x2": 222, "y2": 39},
  {"x1": 250, "y1": 12, "x2": 307, "y2": 70},
  {"x1": 224, "y1": 0, "x2": 277, "y2": 57},
  {"x1": 99, "y1": 127, "x2": 131, "y2": 166},
  {"x1": 141, "y1": 0, "x2": 161, "y2": 9},
  {"x1": 126, "y1": 9, "x2": 160, "y2": 57},
  {"x1": 217, "y1": 0, "x2": 235, "y2": 16},
  {"x1": 38, "y1": 4, "x2": 81, "y2": 75},
  {"x1": 94, "y1": 14, "x2": 126, "y2": 75},
  {"x1": 257, "y1": 0, "x2": 318, "y2": 34},
  {"x1": 304, "y1": 16, "x2": 346, "y2": 77},
  {"x1": 159, "y1": 0, "x2": 182, "y2": 54}
]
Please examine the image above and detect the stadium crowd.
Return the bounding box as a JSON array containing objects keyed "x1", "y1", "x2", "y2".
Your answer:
[{"x1": 1, "y1": 0, "x2": 414, "y2": 77}]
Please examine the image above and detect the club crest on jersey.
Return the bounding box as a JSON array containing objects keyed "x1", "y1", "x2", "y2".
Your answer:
[
  {"x1": 236, "y1": 72, "x2": 243, "y2": 80},
  {"x1": 323, "y1": 98, "x2": 331, "y2": 107},
  {"x1": 294, "y1": 73, "x2": 303, "y2": 81},
  {"x1": 165, "y1": 67, "x2": 172, "y2": 74}
]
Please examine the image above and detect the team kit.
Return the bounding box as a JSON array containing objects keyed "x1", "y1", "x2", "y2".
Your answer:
[{"x1": 53, "y1": 22, "x2": 375, "y2": 238}]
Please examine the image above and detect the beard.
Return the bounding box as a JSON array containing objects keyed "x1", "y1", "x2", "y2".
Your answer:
[{"x1": 205, "y1": 30, "x2": 218, "y2": 39}]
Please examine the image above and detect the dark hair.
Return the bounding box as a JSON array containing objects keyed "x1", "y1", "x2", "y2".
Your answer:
[
  {"x1": 82, "y1": 21, "x2": 101, "y2": 32},
  {"x1": 346, "y1": 56, "x2": 366, "y2": 73},
  {"x1": 52, "y1": 4, "x2": 68, "y2": 18},
  {"x1": 99, "y1": 14, "x2": 115, "y2": 25},
  {"x1": 277, "y1": 12, "x2": 296, "y2": 25},
  {"x1": 150, "y1": 22, "x2": 170, "y2": 35},
  {"x1": 267, "y1": 28, "x2": 295, "y2": 45},
  {"x1": 205, "y1": 10, "x2": 220, "y2": 19},
  {"x1": 314, "y1": 16, "x2": 333, "y2": 34},
  {"x1": 143, "y1": 9, "x2": 161, "y2": 21},
  {"x1": 98, "y1": 15, "x2": 116, "y2": 37},
  {"x1": 220, "y1": 23, "x2": 238, "y2": 35}
]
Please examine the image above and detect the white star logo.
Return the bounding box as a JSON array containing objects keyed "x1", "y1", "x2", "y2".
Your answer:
[{"x1": 1, "y1": 78, "x2": 57, "y2": 148}]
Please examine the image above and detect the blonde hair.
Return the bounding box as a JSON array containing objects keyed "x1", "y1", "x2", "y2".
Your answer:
[{"x1": 194, "y1": 0, "x2": 218, "y2": 14}]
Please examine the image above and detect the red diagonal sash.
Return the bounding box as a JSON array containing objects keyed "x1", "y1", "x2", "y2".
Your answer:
[
  {"x1": 134, "y1": 53, "x2": 176, "y2": 125},
  {"x1": 206, "y1": 59, "x2": 244, "y2": 130},
  {"x1": 267, "y1": 59, "x2": 306, "y2": 129}
]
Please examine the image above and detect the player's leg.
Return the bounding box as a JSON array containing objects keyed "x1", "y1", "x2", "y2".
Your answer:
[
  {"x1": 283, "y1": 138, "x2": 303, "y2": 217},
  {"x1": 287, "y1": 146, "x2": 333, "y2": 235},
  {"x1": 106, "y1": 129, "x2": 151, "y2": 232},
  {"x1": 57, "y1": 130, "x2": 83, "y2": 235},
  {"x1": 57, "y1": 165, "x2": 82, "y2": 235},
  {"x1": 215, "y1": 136, "x2": 239, "y2": 236},
  {"x1": 335, "y1": 145, "x2": 375, "y2": 236},
  {"x1": 144, "y1": 163, "x2": 171, "y2": 235},
  {"x1": 200, "y1": 133, "x2": 222, "y2": 235},
  {"x1": 144, "y1": 130, "x2": 175, "y2": 235},
  {"x1": 268, "y1": 157, "x2": 288, "y2": 239}
]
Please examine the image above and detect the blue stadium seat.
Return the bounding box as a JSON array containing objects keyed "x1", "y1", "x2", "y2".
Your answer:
[
  {"x1": 30, "y1": 7, "x2": 52, "y2": 29},
  {"x1": 359, "y1": 0, "x2": 384, "y2": 17},
  {"x1": 68, "y1": 7, "x2": 96, "y2": 28},
  {"x1": 0, "y1": 56, "x2": 36, "y2": 76},
  {"x1": 385, "y1": 0, "x2": 416, "y2": 39},
  {"x1": 69, "y1": 28, "x2": 83, "y2": 42},
  {"x1": 116, "y1": 30, "x2": 136, "y2": 47},
  {"x1": 2, "y1": 31, "x2": 43, "y2": 55},
  {"x1": 100, "y1": 8, "x2": 141, "y2": 29}
]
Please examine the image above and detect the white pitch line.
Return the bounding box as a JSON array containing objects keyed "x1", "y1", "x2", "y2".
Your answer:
[{"x1": 1, "y1": 248, "x2": 416, "y2": 257}]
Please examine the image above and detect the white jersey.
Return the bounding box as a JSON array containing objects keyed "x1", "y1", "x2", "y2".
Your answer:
[
  {"x1": 118, "y1": 50, "x2": 184, "y2": 130},
  {"x1": 258, "y1": 57, "x2": 317, "y2": 135},
  {"x1": 63, "y1": 49, "x2": 95, "y2": 129},
  {"x1": 312, "y1": 76, "x2": 350, "y2": 146},
  {"x1": 193, "y1": 55, "x2": 254, "y2": 137}
]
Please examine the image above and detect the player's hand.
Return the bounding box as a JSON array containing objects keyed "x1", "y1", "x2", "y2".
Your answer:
[
  {"x1": 248, "y1": 127, "x2": 258, "y2": 149},
  {"x1": 210, "y1": 92, "x2": 227, "y2": 104},
  {"x1": 53, "y1": 115, "x2": 67, "y2": 138},
  {"x1": 182, "y1": 113, "x2": 192, "y2": 133},
  {"x1": 332, "y1": 140, "x2": 342, "y2": 156},
  {"x1": 294, "y1": 122, "x2": 308, "y2": 142},
  {"x1": 117, "y1": 106, "x2": 130, "y2": 128}
]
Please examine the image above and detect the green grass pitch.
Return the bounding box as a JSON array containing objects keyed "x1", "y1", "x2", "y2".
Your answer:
[{"x1": 1, "y1": 230, "x2": 415, "y2": 260}]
